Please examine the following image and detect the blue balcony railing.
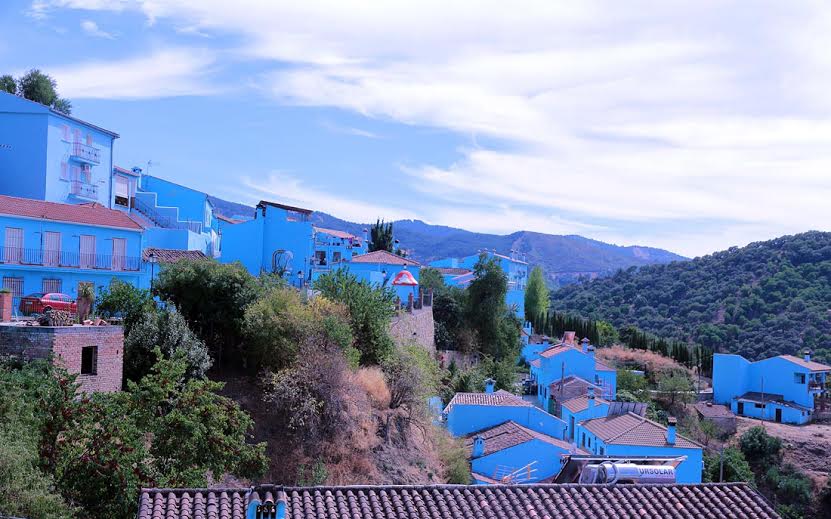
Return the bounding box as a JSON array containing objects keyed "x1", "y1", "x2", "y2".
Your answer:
[
  {"x1": 0, "y1": 247, "x2": 140, "y2": 272},
  {"x1": 71, "y1": 142, "x2": 101, "y2": 164},
  {"x1": 70, "y1": 180, "x2": 98, "y2": 200}
]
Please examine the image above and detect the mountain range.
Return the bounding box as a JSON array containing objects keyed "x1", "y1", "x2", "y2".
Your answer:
[{"x1": 209, "y1": 196, "x2": 685, "y2": 286}]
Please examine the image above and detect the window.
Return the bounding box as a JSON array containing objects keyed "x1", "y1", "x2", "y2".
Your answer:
[
  {"x1": 332, "y1": 251, "x2": 342, "y2": 263},
  {"x1": 60, "y1": 161, "x2": 69, "y2": 180},
  {"x1": 2, "y1": 277, "x2": 23, "y2": 299},
  {"x1": 754, "y1": 403, "x2": 764, "y2": 409},
  {"x1": 314, "y1": 250, "x2": 326, "y2": 265},
  {"x1": 111, "y1": 238, "x2": 126, "y2": 270},
  {"x1": 80, "y1": 164, "x2": 91, "y2": 184},
  {"x1": 85, "y1": 133, "x2": 93, "y2": 146},
  {"x1": 43, "y1": 231, "x2": 61, "y2": 266},
  {"x1": 81, "y1": 346, "x2": 98, "y2": 375},
  {"x1": 795, "y1": 373, "x2": 806, "y2": 384},
  {"x1": 80, "y1": 235, "x2": 96, "y2": 269},
  {"x1": 3, "y1": 227, "x2": 23, "y2": 263},
  {"x1": 599, "y1": 446, "x2": 605, "y2": 455},
  {"x1": 72, "y1": 128, "x2": 81, "y2": 143},
  {"x1": 114, "y1": 176, "x2": 130, "y2": 207},
  {"x1": 42, "y1": 279, "x2": 62, "y2": 294},
  {"x1": 61, "y1": 125, "x2": 70, "y2": 141}
]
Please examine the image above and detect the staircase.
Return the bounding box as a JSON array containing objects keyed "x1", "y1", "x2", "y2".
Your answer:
[{"x1": 133, "y1": 190, "x2": 203, "y2": 233}]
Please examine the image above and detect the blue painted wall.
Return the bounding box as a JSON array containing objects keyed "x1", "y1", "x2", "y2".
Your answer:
[
  {"x1": 536, "y1": 347, "x2": 617, "y2": 408},
  {"x1": 345, "y1": 262, "x2": 421, "y2": 301},
  {"x1": 446, "y1": 403, "x2": 566, "y2": 440},
  {"x1": 471, "y1": 439, "x2": 569, "y2": 483},
  {"x1": 561, "y1": 400, "x2": 609, "y2": 441}
]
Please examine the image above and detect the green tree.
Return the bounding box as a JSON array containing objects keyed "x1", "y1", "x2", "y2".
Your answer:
[
  {"x1": 656, "y1": 372, "x2": 693, "y2": 408},
  {"x1": 703, "y1": 447, "x2": 755, "y2": 484},
  {"x1": 154, "y1": 259, "x2": 262, "y2": 367},
  {"x1": 13, "y1": 69, "x2": 72, "y2": 114},
  {"x1": 123, "y1": 306, "x2": 212, "y2": 383},
  {"x1": 467, "y1": 254, "x2": 518, "y2": 359},
  {"x1": 369, "y1": 219, "x2": 394, "y2": 252},
  {"x1": 596, "y1": 320, "x2": 620, "y2": 346},
  {"x1": 0, "y1": 74, "x2": 16, "y2": 94},
  {"x1": 313, "y1": 269, "x2": 395, "y2": 365},
  {"x1": 524, "y1": 266, "x2": 549, "y2": 325},
  {"x1": 418, "y1": 267, "x2": 446, "y2": 295},
  {"x1": 95, "y1": 279, "x2": 155, "y2": 335},
  {"x1": 739, "y1": 426, "x2": 783, "y2": 472}
]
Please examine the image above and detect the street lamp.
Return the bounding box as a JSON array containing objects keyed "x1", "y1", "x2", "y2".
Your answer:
[
  {"x1": 148, "y1": 251, "x2": 157, "y2": 290},
  {"x1": 297, "y1": 270, "x2": 304, "y2": 289}
]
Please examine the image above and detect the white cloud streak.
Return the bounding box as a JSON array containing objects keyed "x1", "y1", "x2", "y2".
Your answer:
[{"x1": 80, "y1": 20, "x2": 114, "y2": 38}]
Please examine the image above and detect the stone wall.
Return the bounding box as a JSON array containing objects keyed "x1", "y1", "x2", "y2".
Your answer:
[
  {"x1": 389, "y1": 306, "x2": 435, "y2": 354},
  {"x1": 0, "y1": 324, "x2": 123, "y2": 394}
]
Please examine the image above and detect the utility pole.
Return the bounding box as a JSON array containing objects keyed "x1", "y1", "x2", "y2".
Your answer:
[{"x1": 719, "y1": 447, "x2": 724, "y2": 482}]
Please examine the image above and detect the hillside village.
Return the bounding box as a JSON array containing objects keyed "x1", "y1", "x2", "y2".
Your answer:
[{"x1": 1, "y1": 86, "x2": 831, "y2": 519}]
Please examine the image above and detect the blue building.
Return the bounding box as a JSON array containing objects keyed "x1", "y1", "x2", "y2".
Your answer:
[
  {"x1": 129, "y1": 174, "x2": 221, "y2": 258},
  {"x1": 0, "y1": 92, "x2": 118, "y2": 208},
  {"x1": 466, "y1": 421, "x2": 582, "y2": 484},
  {"x1": 346, "y1": 250, "x2": 422, "y2": 301},
  {"x1": 713, "y1": 352, "x2": 830, "y2": 424},
  {"x1": 0, "y1": 194, "x2": 146, "y2": 309},
  {"x1": 574, "y1": 414, "x2": 704, "y2": 483},
  {"x1": 444, "y1": 384, "x2": 566, "y2": 440},
  {"x1": 310, "y1": 226, "x2": 366, "y2": 281},
  {"x1": 429, "y1": 250, "x2": 528, "y2": 317},
  {"x1": 560, "y1": 389, "x2": 610, "y2": 442},
  {"x1": 533, "y1": 334, "x2": 617, "y2": 411}
]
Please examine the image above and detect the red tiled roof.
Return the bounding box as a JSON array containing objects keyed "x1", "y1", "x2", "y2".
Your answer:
[
  {"x1": 582, "y1": 412, "x2": 702, "y2": 449},
  {"x1": 433, "y1": 267, "x2": 471, "y2": 276},
  {"x1": 113, "y1": 165, "x2": 140, "y2": 177},
  {"x1": 562, "y1": 395, "x2": 609, "y2": 414},
  {"x1": 694, "y1": 402, "x2": 736, "y2": 419},
  {"x1": 595, "y1": 360, "x2": 616, "y2": 372},
  {"x1": 464, "y1": 420, "x2": 576, "y2": 457},
  {"x1": 138, "y1": 483, "x2": 780, "y2": 519},
  {"x1": 529, "y1": 358, "x2": 541, "y2": 368},
  {"x1": 313, "y1": 226, "x2": 362, "y2": 241},
  {"x1": 0, "y1": 194, "x2": 142, "y2": 230},
  {"x1": 143, "y1": 248, "x2": 209, "y2": 263},
  {"x1": 779, "y1": 355, "x2": 831, "y2": 372},
  {"x1": 216, "y1": 214, "x2": 241, "y2": 224},
  {"x1": 349, "y1": 250, "x2": 421, "y2": 266},
  {"x1": 443, "y1": 390, "x2": 529, "y2": 413}
]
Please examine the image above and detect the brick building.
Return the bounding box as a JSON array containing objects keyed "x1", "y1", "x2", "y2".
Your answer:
[{"x1": 0, "y1": 323, "x2": 123, "y2": 393}]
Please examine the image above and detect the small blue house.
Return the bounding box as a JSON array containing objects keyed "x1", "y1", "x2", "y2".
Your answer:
[
  {"x1": 310, "y1": 226, "x2": 366, "y2": 282},
  {"x1": 0, "y1": 194, "x2": 146, "y2": 309},
  {"x1": 713, "y1": 352, "x2": 830, "y2": 424},
  {"x1": 535, "y1": 334, "x2": 617, "y2": 411},
  {"x1": 575, "y1": 413, "x2": 704, "y2": 483},
  {"x1": 346, "y1": 250, "x2": 422, "y2": 301},
  {"x1": 0, "y1": 92, "x2": 118, "y2": 208},
  {"x1": 560, "y1": 390, "x2": 610, "y2": 442},
  {"x1": 444, "y1": 385, "x2": 566, "y2": 440},
  {"x1": 466, "y1": 421, "x2": 582, "y2": 484},
  {"x1": 429, "y1": 250, "x2": 528, "y2": 318}
]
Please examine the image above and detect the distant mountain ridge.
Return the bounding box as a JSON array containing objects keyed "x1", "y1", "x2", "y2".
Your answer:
[{"x1": 209, "y1": 195, "x2": 685, "y2": 286}]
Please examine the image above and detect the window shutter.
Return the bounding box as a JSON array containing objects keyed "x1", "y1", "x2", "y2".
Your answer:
[
  {"x1": 61, "y1": 161, "x2": 68, "y2": 180},
  {"x1": 86, "y1": 133, "x2": 93, "y2": 145}
]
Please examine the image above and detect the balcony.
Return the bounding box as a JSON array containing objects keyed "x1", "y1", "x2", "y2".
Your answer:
[
  {"x1": 0, "y1": 247, "x2": 140, "y2": 272},
  {"x1": 70, "y1": 180, "x2": 98, "y2": 201},
  {"x1": 70, "y1": 141, "x2": 101, "y2": 164}
]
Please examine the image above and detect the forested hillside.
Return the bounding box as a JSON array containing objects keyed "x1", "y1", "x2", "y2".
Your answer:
[{"x1": 550, "y1": 232, "x2": 831, "y2": 361}]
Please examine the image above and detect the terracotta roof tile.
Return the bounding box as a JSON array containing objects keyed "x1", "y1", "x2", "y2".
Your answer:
[
  {"x1": 349, "y1": 250, "x2": 421, "y2": 266},
  {"x1": 443, "y1": 390, "x2": 529, "y2": 413},
  {"x1": 464, "y1": 420, "x2": 577, "y2": 457},
  {"x1": 562, "y1": 395, "x2": 609, "y2": 414},
  {"x1": 433, "y1": 267, "x2": 471, "y2": 276},
  {"x1": 0, "y1": 194, "x2": 142, "y2": 230},
  {"x1": 694, "y1": 402, "x2": 735, "y2": 419},
  {"x1": 582, "y1": 412, "x2": 702, "y2": 449},
  {"x1": 314, "y1": 226, "x2": 363, "y2": 241},
  {"x1": 143, "y1": 248, "x2": 209, "y2": 263},
  {"x1": 138, "y1": 483, "x2": 780, "y2": 519},
  {"x1": 779, "y1": 355, "x2": 831, "y2": 372}
]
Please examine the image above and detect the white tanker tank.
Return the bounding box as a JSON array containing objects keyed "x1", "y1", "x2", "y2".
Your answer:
[{"x1": 578, "y1": 462, "x2": 677, "y2": 485}]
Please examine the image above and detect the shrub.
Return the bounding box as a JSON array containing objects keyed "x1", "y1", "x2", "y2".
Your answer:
[
  {"x1": 355, "y1": 367, "x2": 391, "y2": 409},
  {"x1": 436, "y1": 429, "x2": 470, "y2": 484},
  {"x1": 703, "y1": 447, "x2": 754, "y2": 484},
  {"x1": 739, "y1": 426, "x2": 782, "y2": 471},
  {"x1": 124, "y1": 306, "x2": 212, "y2": 383},
  {"x1": 242, "y1": 285, "x2": 310, "y2": 372},
  {"x1": 96, "y1": 280, "x2": 155, "y2": 334}
]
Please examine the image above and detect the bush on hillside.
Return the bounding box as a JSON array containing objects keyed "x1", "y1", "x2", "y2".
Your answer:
[
  {"x1": 739, "y1": 426, "x2": 783, "y2": 471},
  {"x1": 95, "y1": 280, "x2": 155, "y2": 334},
  {"x1": 703, "y1": 447, "x2": 754, "y2": 484}
]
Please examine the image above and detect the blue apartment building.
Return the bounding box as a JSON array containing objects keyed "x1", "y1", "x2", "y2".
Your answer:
[
  {"x1": 0, "y1": 194, "x2": 145, "y2": 309},
  {"x1": 713, "y1": 352, "x2": 830, "y2": 424},
  {"x1": 0, "y1": 92, "x2": 117, "y2": 208},
  {"x1": 430, "y1": 250, "x2": 528, "y2": 317}
]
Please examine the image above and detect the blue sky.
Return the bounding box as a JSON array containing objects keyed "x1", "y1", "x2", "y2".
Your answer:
[{"x1": 3, "y1": 1, "x2": 831, "y2": 257}]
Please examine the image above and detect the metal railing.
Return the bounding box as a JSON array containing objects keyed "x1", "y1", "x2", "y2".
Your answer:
[
  {"x1": 0, "y1": 246, "x2": 140, "y2": 271},
  {"x1": 71, "y1": 141, "x2": 101, "y2": 164},
  {"x1": 70, "y1": 180, "x2": 98, "y2": 199},
  {"x1": 133, "y1": 197, "x2": 203, "y2": 233}
]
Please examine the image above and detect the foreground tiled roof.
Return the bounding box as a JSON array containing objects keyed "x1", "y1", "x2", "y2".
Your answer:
[
  {"x1": 143, "y1": 248, "x2": 209, "y2": 263},
  {"x1": 779, "y1": 354, "x2": 831, "y2": 372},
  {"x1": 464, "y1": 420, "x2": 575, "y2": 457},
  {"x1": 443, "y1": 390, "x2": 530, "y2": 413},
  {"x1": 138, "y1": 483, "x2": 780, "y2": 519},
  {"x1": 0, "y1": 194, "x2": 142, "y2": 230},
  {"x1": 349, "y1": 250, "x2": 422, "y2": 266},
  {"x1": 582, "y1": 412, "x2": 702, "y2": 449},
  {"x1": 314, "y1": 226, "x2": 363, "y2": 241}
]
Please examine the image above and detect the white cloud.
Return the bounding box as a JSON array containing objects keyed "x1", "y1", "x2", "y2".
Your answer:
[
  {"x1": 33, "y1": 0, "x2": 831, "y2": 254},
  {"x1": 80, "y1": 20, "x2": 114, "y2": 38},
  {"x1": 50, "y1": 48, "x2": 218, "y2": 99}
]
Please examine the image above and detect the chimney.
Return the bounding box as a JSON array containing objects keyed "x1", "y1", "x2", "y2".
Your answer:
[
  {"x1": 587, "y1": 344, "x2": 596, "y2": 358},
  {"x1": 472, "y1": 436, "x2": 485, "y2": 458},
  {"x1": 666, "y1": 417, "x2": 677, "y2": 445},
  {"x1": 581, "y1": 337, "x2": 590, "y2": 354},
  {"x1": 804, "y1": 350, "x2": 812, "y2": 362},
  {"x1": 587, "y1": 386, "x2": 595, "y2": 410},
  {"x1": 484, "y1": 378, "x2": 496, "y2": 394}
]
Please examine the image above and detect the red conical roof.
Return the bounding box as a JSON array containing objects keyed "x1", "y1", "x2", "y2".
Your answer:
[{"x1": 391, "y1": 270, "x2": 418, "y2": 286}]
